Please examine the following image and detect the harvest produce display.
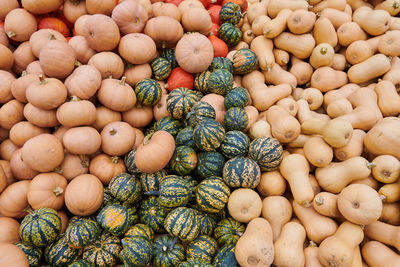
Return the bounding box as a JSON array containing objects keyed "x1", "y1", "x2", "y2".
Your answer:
[{"x1": 1, "y1": 0, "x2": 400, "y2": 266}]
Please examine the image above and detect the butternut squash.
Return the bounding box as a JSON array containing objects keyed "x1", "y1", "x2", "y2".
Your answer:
[
  {"x1": 267, "y1": 0, "x2": 309, "y2": 18},
  {"x1": 265, "y1": 105, "x2": 301, "y2": 143},
  {"x1": 309, "y1": 43, "x2": 335, "y2": 69},
  {"x1": 273, "y1": 49, "x2": 290, "y2": 67},
  {"x1": 287, "y1": 134, "x2": 311, "y2": 148},
  {"x1": 334, "y1": 129, "x2": 366, "y2": 161},
  {"x1": 362, "y1": 241, "x2": 400, "y2": 267},
  {"x1": 297, "y1": 100, "x2": 330, "y2": 124},
  {"x1": 337, "y1": 22, "x2": 367, "y2": 47},
  {"x1": 274, "y1": 33, "x2": 315, "y2": 59},
  {"x1": 276, "y1": 97, "x2": 298, "y2": 116},
  {"x1": 375, "y1": 79, "x2": 400, "y2": 116},
  {"x1": 257, "y1": 171, "x2": 286, "y2": 197},
  {"x1": 320, "y1": 8, "x2": 352, "y2": 29},
  {"x1": 364, "y1": 220, "x2": 400, "y2": 252},
  {"x1": 250, "y1": 36, "x2": 275, "y2": 71},
  {"x1": 371, "y1": 155, "x2": 400, "y2": 183},
  {"x1": 246, "y1": 1, "x2": 268, "y2": 24},
  {"x1": 303, "y1": 136, "x2": 333, "y2": 167},
  {"x1": 228, "y1": 188, "x2": 262, "y2": 223},
  {"x1": 249, "y1": 120, "x2": 272, "y2": 140},
  {"x1": 331, "y1": 53, "x2": 347, "y2": 71},
  {"x1": 345, "y1": 40, "x2": 373, "y2": 65},
  {"x1": 347, "y1": 0, "x2": 373, "y2": 10},
  {"x1": 313, "y1": 191, "x2": 342, "y2": 218},
  {"x1": 290, "y1": 56, "x2": 313, "y2": 85},
  {"x1": 350, "y1": 175, "x2": 380, "y2": 191},
  {"x1": 323, "y1": 83, "x2": 360, "y2": 108},
  {"x1": 287, "y1": 9, "x2": 316, "y2": 35},
  {"x1": 310, "y1": 67, "x2": 348, "y2": 92},
  {"x1": 251, "y1": 16, "x2": 270, "y2": 37},
  {"x1": 353, "y1": 7, "x2": 391, "y2": 36},
  {"x1": 379, "y1": 182, "x2": 400, "y2": 203},
  {"x1": 249, "y1": 84, "x2": 292, "y2": 112},
  {"x1": 261, "y1": 196, "x2": 292, "y2": 241},
  {"x1": 375, "y1": 0, "x2": 400, "y2": 16},
  {"x1": 378, "y1": 30, "x2": 400, "y2": 56},
  {"x1": 263, "y1": 64, "x2": 297, "y2": 88},
  {"x1": 313, "y1": 16, "x2": 338, "y2": 48},
  {"x1": 304, "y1": 242, "x2": 323, "y2": 267},
  {"x1": 311, "y1": 0, "x2": 346, "y2": 13},
  {"x1": 326, "y1": 98, "x2": 353, "y2": 118},
  {"x1": 383, "y1": 56, "x2": 400, "y2": 91},
  {"x1": 380, "y1": 202, "x2": 400, "y2": 225},
  {"x1": 348, "y1": 54, "x2": 391, "y2": 84},
  {"x1": 263, "y1": 9, "x2": 292, "y2": 39}
]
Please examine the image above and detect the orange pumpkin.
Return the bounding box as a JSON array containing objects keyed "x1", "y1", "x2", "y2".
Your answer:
[
  {"x1": 39, "y1": 40, "x2": 76, "y2": 79},
  {"x1": 56, "y1": 97, "x2": 97, "y2": 127},
  {"x1": 22, "y1": 0, "x2": 63, "y2": 14},
  {"x1": 68, "y1": 36, "x2": 96, "y2": 64},
  {"x1": 57, "y1": 152, "x2": 89, "y2": 181},
  {"x1": 0, "y1": 180, "x2": 31, "y2": 218},
  {"x1": 89, "y1": 153, "x2": 126, "y2": 185},
  {"x1": 4, "y1": 8, "x2": 37, "y2": 42},
  {"x1": 10, "y1": 149, "x2": 39, "y2": 181},
  {"x1": 83, "y1": 14, "x2": 121, "y2": 52},
  {"x1": 97, "y1": 77, "x2": 137, "y2": 112},
  {"x1": 124, "y1": 63, "x2": 152, "y2": 87},
  {"x1": 111, "y1": 0, "x2": 148, "y2": 34},
  {"x1": 92, "y1": 106, "x2": 122, "y2": 131},
  {"x1": 11, "y1": 73, "x2": 40, "y2": 103},
  {"x1": 29, "y1": 29, "x2": 67, "y2": 58},
  {"x1": 64, "y1": 64, "x2": 102, "y2": 100},
  {"x1": 88, "y1": 52, "x2": 125, "y2": 79},
  {"x1": 23, "y1": 103, "x2": 59, "y2": 128},
  {"x1": 0, "y1": 243, "x2": 29, "y2": 267},
  {"x1": 62, "y1": 126, "x2": 101, "y2": 155},
  {"x1": 101, "y1": 121, "x2": 136, "y2": 156},
  {"x1": 144, "y1": 16, "x2": 184, "y2": 49},
  {"x1": 1, "y1": 139, "x2": 20, "y2": 162},
  {"x1": 122, "y1": 104, "x2": 154, "y2": 128},
  {"x1": 12, "y1": 41, "x2": 36, "y2": 75},
  {"x1": 38, "y1": 17, "x2": 70, "y2": 37},
  {"x1": 0, "y1": 217, "x2": 20, "y2": 243},
  {"x1": 118, "y1": 33, "x2": 157, "y2": 65},
  {"x1": 9, "y1": 121, "x2": 50, "y2": 147}
]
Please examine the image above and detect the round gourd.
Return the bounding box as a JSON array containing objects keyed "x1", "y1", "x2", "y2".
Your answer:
[
  {"x1": 187, "y1": 101, "x2": 216, "y2": 128},
  {"x1": 68, "y1": 259, "x2": 95, "y2": 267},
  {"x1": 209, "y1": 57, "x2": 234, "y2": 73},
  {"x1": 151, "y1": 57, "x2": 171, "y2": 81},
  {"x1": 65, "y1": 217, "x2": 101, "y2": 248},
  {"x1": 195, "y1": 210, "x2": 218, "y2": 236},
  {"x1": 223, "y1": 107, "x2": 248, "y2": 131},
  {"x1": 124, "y1": 149, "x2": 141, "y2": 175},
  {"x1": 135, "y1": 78, "x2": 162, "y2": 106},
  {"x1": 164, "y1": 207, "x2": 200, "y2": 242},
  {"x1": 139, "y1": 196, "x2": 168, "y2": 233},
  {"x1": 232, "y1": 48, "x2": 258, "y2": 74},
  {"x1": 170, "y1": 146, "x2": 198, "y2": 176},
  {"x1": 82, "y1": 231, "x2": 122, "y2": 267},
  {"x1": 15, "y1": 241, "x2": 42, "y2": 267},
  {"x1": 140, "y1": 170, "x2": 168, "y2": 193},
  {"x1": 108, "y1": 173, "x2": 142, "y2": 204},
  {"x1": 124, "y1": 223, "x2": 154, "y2": 242},
  {"x1": 180, "y1": 258, "x2": 214, "y2": 267},
  {"x1": 154, "y1": 116, "x2": 183, "y2": 137},
  {"x1": 194, "y1": 70, "x2": 211, "y2": 93},
  {"x1": 193, "y1": 119, "x2": 225, "y2": 151},
  {"x1": 208, "y1": 69, "x2": 234, "y2": 96},
  {"x1": 166, "y1": 87, "x2": 198, "y2": 120},
  {"x1": 186, "y1": 235, "x2": 218, "y2": 262},
  {"x1": 160, "y1": 48, "x2": 178, "y2": 69},
  {"x1": 176, "y1": 127, "x2": 195, "y2": 148},
  {"x1": 248, "y1": 136, "x2": 283, "y2": 171},
  {"x1": 148, "y1": 175, "x2": 190, "y2": 209},
  {"x1": 44, "y1": 234, "x2": 82, "y2": 267},
  {"x1": 214, "y1": 217, "x2": 245, "y2": 246},
  {"x1": 195, "y1": 177, "x2": 230, "y2": 214},
  {"x1": 218, "y1": 23, "x2": 242, "y2": 46},
  {"x1": 228, "y1": 188, "x2": 263, "y2": 223},
  {"x1": 213, "y1": 243, "x2": 240, "y2": 267},
  {"x1": 20, "y1": 207, "x2": 62, "y2": 247},
  {"x1": 222, "y1": 157, "x2": 261, "y2": 188},
  {"x1": 221, "y1": 130, "x2": 250, "y2": 158},
  {"x1": 224, "y1": 87, "x2": 249, "y2": 109},
  {"x1": 196, "y1": 151, "x2": 226, "y2": 179},
  {"x1": 96, "y1": 204, "x2": 132, "y2": 236},
  {"x1": 120, "y1": 236, "x2": 153, "y2": 267},
  {"x1": 219, "y1": 2, "x2": 242, "y2": 24},
  {"x1": 185, "y1": 175, "x2": 199, "y2": 203},
  {"x1": 153, "y1": 235, "x2": 186, "y2": 267}
]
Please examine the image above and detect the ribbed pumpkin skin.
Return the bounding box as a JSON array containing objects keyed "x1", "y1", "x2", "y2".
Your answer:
[
  {"x1": 195, "y1": 177, "x2": 230, "y2": 213},
  {"x1": 232, "y1": 48, "x2": 258, "y2": 74},
  {"x1": 15, "y1": 241, "x2": 42, "y2": 267},
  {"x1": 83, "y1": 232, "x2": 122, "y2": 267},
  {"x1": 223, "y1": 107, "x2": 248, "y2": 131},
  {"x1": 193, "y1": 209, "x2": 218, "y2": 236},
  {"x1": 160, "y1": 49, "x2": 178, "y2": 69},
  {"x1": 153, "y1": 235, "x2": 186, "y2": 267},
  {"x1": 101, "y1": 187, "x2": 114, "y2": 209},
  {"x1": 135, "y1": 78, "x2": 162, "y2": 106},
  {"x1": 194, "y1": 71, "x2": 211, "y2": 94},
  {"x1": 249, "y1": 136, "x2": 283, "y2": 171},
  {"x1": 193, "y1": 119, "x2": 225, "y2": 151},
  {"x1": 214, "y1": 217, "x2": 245, "y2": 246},
  {"x1": 167, "y1": 88, "x2": 198, "y2": 120},
  {"x1": 108, "y1": 173, "x2": 142, "y2": 204},
  {"x1": 124, "y1": 149, "x2": 141, "y2": 175},
  {"x1": 157, "y1": 175, "x2": 190, "y2": 208},
  {"x1": 224, "y1": 87, "x2": 249, "y2": 109},
  {"x1": 176, "y1": 127, "x2": 195, "y2": 148},
  {"x1": 120, "y1": 236, "x2": 153, "y2": 267},
  {"x1": 192, "y1": 90, "x2": 204, "y2": 102},
  {"x1": 187, "y1": 101, "x2": 216, "y2": 128},
  {"x1": 222, "y1": 157, "x2": 261, "y2": 188},
  {"x1": 124, "y1": 223, "x2": 154, "y2": 242},
  {"x1": 154, "y1": 116, "x2": 183, "y2": 137},
  {"x1": 184, "y1": 175, "x2": 199, "y2": 203},
  {"x1": 213, "y1": 243, "x2": 240, "y2": 267},
  {"x1": 65, "y1": 217, "x2": 101, "y2": 248},
  {"x1": 68, "y1": 259, "x2": 95, "y2": 267},
  {"x1": 139, "y1": 196, "x2": 168, "y2": 233},
  {"x1": 207, "y1": 69, "x2": 234, "y2": 96},
  {"x1": 170, "y1": 146, "x2": 198, "y2": 176},
  {"x1": 209, "y1": 57, "x2": 234, "y2": 73},
  {"x1": 221, "y1": 130, "x2": 250, "y2": 158},
  {"x1": 164, "y1": 207, "x2": 200, "y2": 242},
  {"x1": 44, "y1": 234, "x2": 82, "y2": 267},
  {"x1": 219, "y1": 2, "x2": 242, "y2": 24},
  {"x1": 218, "y1": 23, "x2": 242, "y2": 46},
  {"x1": 186, "y1": 235, "x2": 218, "y2": 262},
  {"x1": 96, "y1": 204, "x2": 132, "y2": 236},
  {"x1": 140, "y1": 170, "x2": 168, "y2": 193},
  {"x1": 151, "y1": 57, "x2": 172, "y2": 81},
  {"x1": 196, "y1": 151, "x2": 226, "y2": 179},
  {"x1": 180, "y1": 258, "x2": 214, "y2": 267},
  {"x1": 20, "y1": 207, "x2": 62, "y2": 247}
]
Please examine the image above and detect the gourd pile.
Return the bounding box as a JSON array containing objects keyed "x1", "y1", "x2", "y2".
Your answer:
[{"x1": 0, "y1": 0, "x2": 400, "y2": 266}]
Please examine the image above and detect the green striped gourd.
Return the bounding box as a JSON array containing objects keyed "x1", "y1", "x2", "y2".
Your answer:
[
  {"x1": 219, "y1": 2, "x2": 242, "y2": 24},
  {"x1": 140, "y1": 169, "x2": 168, "y2": 192},
  {"x1": 193, "y1": 119, "x2": 225, "y2": 151},
  {"x1": 170, "y1": 146, "x2": 198, "y2": 175},
  {"x1": 223, "y1": 107, "x2": 248, "y2": 131},
  {"x1": 192, "y1": 90, "x2": 204, "y2": 101},
  {"x1": 124, "y1": 223, "x2": 154, "y2": 242},
  {"x1": 176, "y1": 127, "x2": 195, "y2": 148},
  {"x1": 160, "y1": 48, "x2": 178, "y2": 69},
  {"x1": 96, "y1": 204, "x2": 132, "y2": 236},
  {"x1": 222, "y1": 156, "x2": 261, "y2": 188},
  {"x1": 194, "y1": 70, "x2": 211, "y2": 93},
  {"x1": 214, "y1": 217, "x2": 245, "y2": 246},
  {"x1": 124, "y1": 149, "x2": 141, "y2": 175},
  {"x1": 83, "y1": 231, "x2": 122, "y2": 267},
  {"x1": 232, "y1": 48, "x2": 258, "y2": 74},
  {"x1": 68, "y1": 259, "x2": 95, "y2": 267},
  {"x1": 184, "y1": 175, "x2": 198, "y2": 203},
  {"x1": 164, "y1": 207, "x2": 200, "y2": 242},
  {"x1": 196, "y1": 151, "x2": 225, "y2": 179},
  {"x1": 214, "y1": 206, "x2": 230, "y2": 221},
  {"x1": 151, "y1": 57, "x2": 172, "y2": 81},
  {"x1": 20, "y1": 207, "x2": 62, "y2": 247},
  {"x1": 209, "y1": 57, "x2": 234, "y2": 73},
  {"x1": 179, "y1": 259, "x2": 214, "y2": 267},
  {"x1": 186, "y1": 235, "x2": 218, "y2": 262},
  {"x1": 218, "y1": 23, "x2": 242, "y2": 46},
  {"x1": 65, "y1": 217, "x2": 101, "y2": 248},
  {"x1": 146, "y1": 175, "x2": 190, "y2": 208},
  {"x1": 139, "y1": 196, "x2": 168, "y2": 233},
  {"x1": 187, "y1": 101, "x2": 216, "y2": 128},
  {"x1": 224, "y1": 87, "x2": 250, "y2": 109},
  {"x1": 195, "y1": 177, "x2": 230, "y2": 213},
  {"x1": 220, "y1": 130, "x2": 250, "y2": 158},
  {"x1": 108, "y1": 173, "x2": 142, "y2": 204},
  {"x1": 207, "y1": 69, "x2": 233, "y2": 96},
  {"x1": 213, "y1": 243, "x2": 240, "y2": 267},
  {"x1": 152, "y1": 235, "x2": 185, "y2": 267},
  {"x1": 135, "y1": 78, "x2": 162, "y2": 106},
  {"x1": 44, "y1": 234, "x2": 82, "y2": 267},
  {"x1": 120, "y1": 236, "x2": 153, "y2": 267},
  {"x1": 15, "y1": 241, "x2": 42, "y2": 267},
  {"x1": 167, "y1": 87, "x2": 198, "y2": 120},
  {"x1": 154, "y1": 116, "x2": 183, "y2": 137},
  {"x1": 192, "y1": 208, "x2": 218, "y2": 236},
  {"x1": 101, "y1": 187, "x2": 114, "y2": 209},
  {"x1": 249, "y1": 136, "x2": 283, "y2": 171}
]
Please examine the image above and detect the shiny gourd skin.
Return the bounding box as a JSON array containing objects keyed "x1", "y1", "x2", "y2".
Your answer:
[
  {"x1": 167, "y1": 87, "x2": 198, "y2": 120},
  {"x1": 44, "y1": 234, "x2": 82, "y2": 267},
  {"x1": 169, "y1": 146, "x2": 198, "y2": 176},
  {"x1": 164, "y1": 207, "x2": 200, "y2": 242},
  {"x1": 213, "y1": 243, "x2": 240, "y2": 267},
  {"x1": 195, "y1": 176, "x2": 231, "y2": 214},
  {"x1": 65, "y1": 216, "x2": 101, "y2": 248},
  {"x1": 152, "y1": 235, "x2": 186, "y2": 267},
  {"x1": 108, "y1": 173, "x2": 142, "y2": 205},
  {"x1": 222, "y1": 156, "x2": 261, "y2": 188},
  {"x1": 224, "y1": 107, "x2": 249, "y2": 131},
  {"x1": 135, "y1": 78, "x2": 162, "y2": 106},
  {"x1": 82, "y1": 231, "x2": 122, "y2": 267},
  {"x1": 220, "y1": 130, "x2": 250, "y2": 159},
  {"x1": 214, "y1": 217, "x2": 245, "y2": 246},
  {"x1": 96, "y1": 204, "x2": 132, "y2": 236},
  {"x1": 15, "y1": 241, "x2": 42, "y2": 267},
  {"x1": 186, "y1": 235, "x2": 218, "y2": 262},
  {"x1": 207, "y1": 69, "x2": 234, "y2": 96},
  {"x1": 196, "y1": 151, "x2": 226, "y2": 179},
  {"x1": 193, "y1": 119, "x2": 226, "y2": 152},
  {"x1": 248, "y1": 136, "x2": 283, "y2": 171},
  {"x1": 124, "y1": 223, "x2": 154, "y2": 242},
  {"x1": 139, "y1": 196, "x2": 168, "y2": 233},
  {"x1": 120, "y1": 236, "x2": 153, "y2": 267}
]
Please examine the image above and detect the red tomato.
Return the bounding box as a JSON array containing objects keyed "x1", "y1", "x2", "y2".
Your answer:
[
  {"x1": 207, "y1": 5, "x2": 222, "y2": 25},
  {"x1": 210, "y1": 23, "x2": 219, "y2": 37},
  {"x1": 208, "y1": 35, "x2": 228, "y2": 58},
  {"x1": 39, "y1": 17, "x2": 70, "y2": 37},
  {"x1": 165, "y1": 0, "x2": 184, "y2": 6},
  {"x1": 167, "y1": 67, "x2": 194, "y2": 91}
]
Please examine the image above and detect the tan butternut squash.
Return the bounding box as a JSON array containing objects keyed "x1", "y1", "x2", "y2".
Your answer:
[
  {"x1": 331, "y1": 53, "x2": 347, "y2": 71},
  {"x1": 379, "y1": 182, "x2": 400, "y2": 203},
  {"x1": 337, "y1": 22, "x2": 367, "y2": 47},
  {"x1": 250, "y1": 84, "x2": 292, "y2": 112},
  {"x1": 353, "y1": 7, "x2": 391, "y2": 36},
  {"x1": 273, "y1": 49, "x2": 290, "y2": 67},
  {"x1": 362, "y1": 241, "x2": 400, "y2": 267},
  {"x1": 323, "y1": 83, "x2": 360, "y2": 108},
  {"x1": 375, "y1": 0, "x2": 400, "y2": 16},
  {"x1": 311, "y1": 67, "x2": 348, "y2": 92},
  {"x1": 380, "y1": 202, "x2": 400, "y2": 225},
  {"x1": 371, "y1": 155, "x2": 400, "y2": 183},
  {"x1": 348, "y1": 54, "x2": 391, "y2": 84},
  {"x1": 347, "y1": 0, "x2": 372, "y2": 10},
  {"x1": 261, "y1": 196, "x2": 292, "y2": 241},
  {"x1": 287, "y1": 9, "x2": 316, "y2": 35},
  {"x1": 309, "y1": 43, "x2": 335, "y2": 69},
  {"x1": 246, "y1": 1, "x2": 268, "y2": 24},
  {"x1": 303, "y1": 136, "x2": 333, "y2": 167},
  {"x1": 249, "y1": 36, "x2": 274, "y2": 71},
  {"x1": 311, "y1": 0, "x2": 346, "y2": 13},
  {"x1": 227, "y1": 188, "x2": 262, "y2": 223},
  {"x1": 364, "y1": 220, "x2": 400, "y2": 251},
  {"x1": 313, "y1": 191, "x2": 342, "y2": 218},
  {"x1": 290, "y1": 56, "x2": 313, "y2": 85},
  {"x1": 297, "y1": 100, "x2": 330, "y2": 124},
  {"x1": 257, "y1": 171, "x2": 286, "y2": 197},
  {"x1": 251, "y1": 16, "x2": 270, "y2": 37},
  {"x1": 287, "y1": 134, "x2": 311, "y2": 148},
  {"x1": 300, "y1": 88, "x2": 323, "y2": 111},
  {"x1": 249, "y1": 120, "x2": 272, "y2": 140},
  {"x1": 334, "y1": 129, "x2": 366, "y2": 161},
  {"x1": 265, "y1": 105, "x2": 301, "y2": 143},
  {"x1": 267, "y1": 0, "x2": 308, "y2": 18},
  {"x1": 274, "y1": 33, "x2": 315, "y2": 59},
  {"x1": 320, "y1": 8, "x2": 352, "y2": 29},
  {"x1": 375, "y1": 79, "x2": 400, "y2": 116},
  {"x1": 378, "y1": 30, "x2": 400, "y2": 57},
  {"x1": 276, "y1": 97, "x2": 298, "y2": 116},
  {"x1": 304, "y1": 242, "x2": 323, "y2": 267},
  {"x1": 263, "y1": 9, "x2": 292, "y2": 39},
  {"x1": 345, "y1": 40, "x2": 373, "y2": 65},
  {"x1": 263, "y1": 64, "x2": 297, "y2": 88},
  {"x1": 313, "y1": 16, "x2": 338, "y2": 48},
  {"x1": 326, "y1": 98, "x2": 353, "y2": 118},
  {"x1": 350, "y1": 175, "x2": 380, "y2": 191}
]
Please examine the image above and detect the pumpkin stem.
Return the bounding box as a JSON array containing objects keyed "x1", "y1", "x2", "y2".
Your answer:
[
  {"x1": 70, "y1": 96, "x2": 81, "y2": 101},
  {"x1": 111, "y1": 156, "x2": 119, "y2": 164},
  {"x1": 54, "y1": 167, "x2": 63, "y2": 174},
  {"x1": 186, "y1": 111, "x2": 194, "y2": 120},
  {"x1": 23, "y1": 205, "x2": 34, "y2": 214},
  {"x1": 38, "y1": 74, "x2": 47, "y2": 84},
  {"x1": 6, "y1": 30, "x2": 16, "y2": 38},
  {"x1": 320, "y1": 47, "x2": 328, "y2": 55},
  {"x1": 120, "y1": 76, "x2": 127, "y2": 86},
  {"x1": 380, "y1": 194, "x2": 387, "y2": 201},
  {"x1": 74, "y1": 60, "x2": 82, "y2": 68},
  {"x1": 170, "y1": 236, "x2": 178, "y2": 250},
  {"x1": 53, "y1": 186, "x2": 64, "y2": 196},
  {"x1": 143, "y1": 191, "x2": 160, "y2": 196},
  {"x1": 21, "y1": 70, "x2": 28, "y2": 76},
  {"x1": 314, "y1": 196, "x2": 324, "y2": 206},
  {"x1": 393, "y1": 1, "x2": 400, "y2": 9},
  {"x1": 109, "y1": 128, "x2": 117, "y2": 135},
  {"x1": 309, "y1": 241, "x2": 317, "y2": 247},
  {"x1": 162, "y1": 245, "x2": 168, "y2": 252},
  {"x1": 47, "y1": 33, "x2": 56, "y2": 40},
  {"x1": 302, "y1": 200, "x2": 311, "y2": 207},
  {"x1": 366, "y1": 162, "x2": 376, "y2": 169},
  {"x1": 80, "y1": 155, "x2": 89, "y2": 168}
]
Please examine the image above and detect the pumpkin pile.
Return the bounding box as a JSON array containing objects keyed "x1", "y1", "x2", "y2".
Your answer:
[{"x1": 1, "y1": 0, "x2": 400, "y2": 266}]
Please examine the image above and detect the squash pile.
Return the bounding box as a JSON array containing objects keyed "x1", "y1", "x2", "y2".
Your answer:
[{"x1": 1, "y1": 0, "x2": 400, "y2": 266}]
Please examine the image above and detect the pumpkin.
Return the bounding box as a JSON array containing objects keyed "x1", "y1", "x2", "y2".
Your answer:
[
  {"x1": 0, "y1": 217, "x2": 20, "y2": 243},
  {"x1": 213, "y1": 243, "x2": 240, "y2": 266},
  {"x1": 193, "y1": 119, "x2": 225, "y2": 151},
  {"x1": 187, "y1": 101, "x2": 216, "y2": 128},
  {"x1": 89, "y1": 154, "x2": 125, "y2": 185},
  {"x1": 176, "y1": 127, "x2": 195, "y2": 148},
  {"x1": 153, "y1": 234, "x2": 186, "y2": 267},
  {"x1": 0, "y1": 0, "x2": 19, "y2": 21},
  {"x1": 139, "y1": 196, "x2": 168, "y2": 233},
  {"x1": 119, "y1": 236, "x2": 153, "y2": 267},
  {"x1": 135, "y1": 78, "x2": 162, "y2": 106},
  {"x1": 9, "y1": 121, "x2": 49, "y2": 147},
  {"x1": 151, "y1": 57, "x2": 172, "y2": 81},
  {"x1": 196, "y1": 151, "x2": 226, "y2": 179},
  {"x1": 195, "y1": 176, "x2": 230, "y2": 214},
  {"x1": 194, "y1": 209, "x2": 218, "y2": 236},
  {"x1": 214, "y1": 217, "x2": 245, "y2": 246},
  {"x1": 167, "y1": 87, "x2": 198, "y2": 120},
  {"x1": 209, "y1": 57, "x2": 234, "y2": 73},
  {"x1": 0, "y1": 243, "x2": 29, "y2": 267},
  {"x1": 68, "y1": 36, "x2": 96, "y2": 64},
  {"x1": 170, "y1": 146, "x2": 198, "y2": 176},
  {"x1": 111, "y1": 0, "x2": 148, "y2": 34},
  {"x1": 0, "y1": 44, "x2": 13, "y2": 71},
  {"x1": 23, "y1": 103, "x2": 59, "y2": 128},
  {"x1": 0, "y1": 180, "x2": 31, "y2": 219},
  {"x1": 26, "y1": 75, "x2": 67, "y2": 110},
  {"x1": 63, "y1": 0, "x2": 87, "y2": 24},
  {"x1": 64, "y1": 65, "x2": 101, "y2": 100},
  {"x1": 97, "y1": 77, "x2": 136, "y2": 112},
  {"x1": 167, "y1": 67, "x2": 195, "y2": 91},
  {"x1": 224, "y1": 87, "x2": 249, "y2": 109},
  {"x1": 152, "y1": 2, "x2": 182, "y2": 21},
  {"x1": 220, "y1": 130, "x2": 250, "y2": 158},
  {"x1": 186, "y1": 235, "x2": 218, "y2": 262},
  {"x1": 160, "y1": 48, "x2": 178, "y2": 69},
  {"x1": 4, "y1": 8, "x2": 37, "y2": 42},
  {"x1": 248, "y1": 136, "x2": 283, "y2": 171},
  {"x1": 218, "y1": 23, "x2": 242, "y2": 46},
  {"x1": 208, "y1": 35, "x2": 229, "y2": 58},
  {"x1": 56, "y1": 97, "x2": 96, "y2": 127},
  {"x1": 232, "y1": 48, "x2": 258, "y2": 74},
  {"x1": 83, "y1": 14, "x2": 120, "y2": 52},
  {"x1": 180, "y1": 258, "x2": 214, "y2": 267},
  {"x1": 194, "y1": 71, "x2": 211, "y2": 93},
  {"x1": 97, "y1": 204, "x2": 132, "y2": 236},
  {"x1": 20, "y1": 207, "x2": 62, "y2": 247},
  {"x1": 208, "y1": 69, "x2": 234, "y2": 95},
  {"x1": 65, "y1": 217, "x2": 101, "y2": 248},
  {"x1": 44, "y1": 234, "x2": 82, "y2": 266},
  {"x1": 124, "y1": 223, "x2": 154, "y2": 242},
  {"x1": 222, "y1": 156, "x2": 261, "y2": 188},
  {"x1": 164, "y1": 207, "x2": 200, "y2": 242},
  {"x1": 182, "y1": 7, "x2": 212, "y2": 35},
  {"x1": 11, "y1": 73, "x2": 39, "y2": 103},
  {"x1": 82, "y1": 231, "x2": 122, "y2": 267},
  {"x1": 12, "y1": 42, "x2": 37, "y2": 75},
  {"x1": 27, "y1": 172, "x2": 67, "y2": 210},
  {"x1": 220, "y1": 2, "x2": 242, "y2": 24},
  {"x1": 144, "y1": 16, "x2": 184, "y2": 49},
  {"x1": 223, "y1": 107, "x2": 248, "y2": 131},
  {"x1": 140, "y1": 170, "x2": 168, "y2": 193},
  {"x1": 56, "y1": 153, "x2": 88, "y2": 182},
  {"x1": 68, "y1": 259, "x2": 95, "y2": 267},
  {"x1": 15, "y1": 241, "x2": 42, "y2": 267},
  {"x1": 39, "y1": 40, "x2": 76, "y2": 79},
  {"x1": 118, "y1": 33, "x2": 156, "y2": 64},
  {"x1": 175, "y1": 32, "x2": 214, "y2": 74},
  {"x1": 147, "y1": 175, "x2": 190, "y2": 208},
  {"x1": 22, "y1": 0, "x2": 62, "y2": 14},
  {"x1": 10, "y1": 149, "x2": 39, "y2": 181},
  {"x1": 64, "y1": 174, "x2": 104, "y2": 216},
  {"x1": 108, "y1": 173, "x2": 142, "y2": 204},
  {"x1": 88, "y1": 51, "x2": 124, "y2": 79},
  {"x1": 101, "y1": 121, "x2": 136, "y2": 156}
]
